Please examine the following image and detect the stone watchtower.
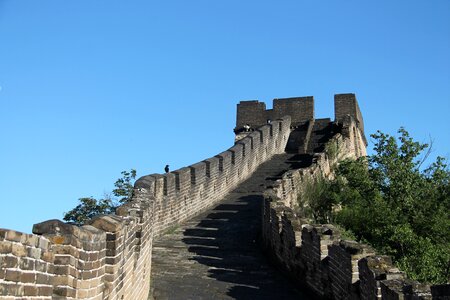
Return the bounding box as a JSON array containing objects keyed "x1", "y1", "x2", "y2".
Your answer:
[{"x1": 235, "y1": 93, "x2": 367, "y2": 155}]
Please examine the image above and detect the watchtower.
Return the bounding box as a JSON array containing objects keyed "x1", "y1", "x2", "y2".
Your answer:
[{"x1": 235, "y1": 93, "x2": 366, "y2": 154}]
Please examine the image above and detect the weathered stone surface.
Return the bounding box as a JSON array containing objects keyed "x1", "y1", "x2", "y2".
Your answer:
[
  {"x1": 151, "y1": 154, "x2": 312, "y2": 299},
  {"x1": 1, "y1": 96, "x2": 444, "y2": 300},
  {"x1": 89, "y1": 215, "x2": 125, "y2": 233}
]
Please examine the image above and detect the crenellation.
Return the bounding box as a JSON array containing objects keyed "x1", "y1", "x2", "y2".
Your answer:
[
  {"x1": 2, "y1": 95, "x2": 446, "y2": 299},
  {"x1": 148, "y1": 174, "x2": 165, "y2": 199},
  {"x1": 134, "y1": 175, "x2": 156, "y2": 195},
  {"x1": 235, "y1": 100, "x2": 267, "y2": 129},
  {"x1": 380, "y1": 279, "x2": 432, "y2": 300},
  {"x1": 259, "y1": 100, "x2": 448, "y2": 299},
  {"x1": 236, "y1": 97, "x2": 311, "y2": 132},
  {"x1": 273, "y1": 97, "x2": 314, "y2": 125},
  {"x1": 188, "y1": 166, "x2": 196, "y2": 186},
  {"x1": 137, "y1": 118, "x2": 296, "y2": 241},
  {"x1": 229, "y1": 142, "x2": 244, "y2": 164},
  {"x1": 163, "y1": 172, "x2": 177, "y2": 198},
  {"x1": 189, "y1": 161, "x2": 207, "y2": 186},
  {"x1": 204, "y1": 156, "x2": 220, "y2": 181},
  {"x1": 172, "y1": 167, "x2": 190, "y2": 194},
  {"x1": 358, "y1": 255, "x2": 405, "y2": 300}
]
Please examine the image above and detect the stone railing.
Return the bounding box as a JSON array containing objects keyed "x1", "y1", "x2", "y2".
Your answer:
[{"x1": 0, "y1": 116, "x2": 292, "y2": 299}]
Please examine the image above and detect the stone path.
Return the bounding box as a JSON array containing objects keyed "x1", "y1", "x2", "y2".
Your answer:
[{"x1": 150, "y1": 154, "x2": 313, "y2": 300}]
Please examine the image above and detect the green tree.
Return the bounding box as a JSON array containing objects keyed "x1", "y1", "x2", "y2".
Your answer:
[
  {"x1": 112, "y1": 169, "x2": 137, "y2": 204},
  {"x1": 306, "y1": 128, "x2": 449, "y2": 283},
  {"x1": 63, "y1": 169, "x2": 137, "y2": 225},
  {"x1": 63, "y1": 197, "x2": 114, "y2": 226}
]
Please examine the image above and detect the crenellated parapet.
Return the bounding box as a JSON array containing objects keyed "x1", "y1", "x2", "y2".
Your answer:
[
  {"x1": 134, "y1": 116, "x2": 291, "y2": 237},
  {"x1": 2, "y1": 93, "x2": 446, "y2": 299},
  {"x1": 235, "y1": 97, "x2": 314, "y2": 131},
  {"x1": 260, "y1": 115, "x2": 448, "y2": 299},
  {"x1": 0, "y1": 114, "x2": 292, "y2": 299},
  {"x1": 235, "y1": 94, "x2": 367, "y2": 155}
]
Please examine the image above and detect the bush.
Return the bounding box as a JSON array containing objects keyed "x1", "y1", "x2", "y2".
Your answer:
[{"x1": 303, "y1": 128, "x2": 449, "y2": 284}]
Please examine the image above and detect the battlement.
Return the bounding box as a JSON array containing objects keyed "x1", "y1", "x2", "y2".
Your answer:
[
  {"x1": 236, "y1": 94, "x2": 367, "y2": 154},
  {"x1": 236, "y1": 93, "x2": 363, "y2": 133},
  {"x1": 2, "y1": 93, "x2": 443, "y2": 299},
  {"x1": 236, "y1": 96, "x2": 314, "y2": 130},
  {"x1": 334, "y1": 93, "x2": 365, "y2": 133},
  {"x1": 0, "y1": 115, "x2": 292, "y2": 300}
]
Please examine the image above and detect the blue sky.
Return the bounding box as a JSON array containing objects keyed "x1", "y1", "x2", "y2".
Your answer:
[{"x1": 1, "y1": 1, "x2": 449, "y2": 233}]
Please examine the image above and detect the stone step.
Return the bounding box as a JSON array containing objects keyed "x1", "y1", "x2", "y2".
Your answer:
[{"x1": 150, "y1": 152, "x2": 314, "y2": 299}]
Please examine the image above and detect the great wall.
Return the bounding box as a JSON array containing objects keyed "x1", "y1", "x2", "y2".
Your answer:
[{"x1": 1, "y1": 94, "x2": 448, "y2": 299}]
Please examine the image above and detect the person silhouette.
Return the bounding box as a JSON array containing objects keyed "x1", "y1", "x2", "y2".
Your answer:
[{"x1": 164, "y1": 165, "x2": 169, "y2": 173}]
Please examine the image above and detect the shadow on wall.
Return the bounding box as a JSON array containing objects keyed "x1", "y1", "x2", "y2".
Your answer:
[{"x1": 181, "y1": 195, "x2": 312, "y2": 300}]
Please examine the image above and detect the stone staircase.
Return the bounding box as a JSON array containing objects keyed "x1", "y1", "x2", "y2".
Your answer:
[{"x1": 150, "y1": 153, "x2": 313, "y2": 300}]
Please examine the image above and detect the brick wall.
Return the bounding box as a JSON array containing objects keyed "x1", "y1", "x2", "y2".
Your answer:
[
  {"x1": 273, "y1": 96, "x2": 314, "y2": 125},
  {"x1": 0, "y1": 230, "x2": 54, "y2": 298},
  {"x1": 235, "y1": 100, "x2": 268, "y2": 129},
  {"x1": 0, "y1": 116, "x2": 291, "y2": 299},
  {"x1": 135, "y1": 116, "x2": 291, "y2": 237},
  {"x1": 334, "y1": 93, "x2": 366, "y2": 145},
  {"x1": 260, "y1": 117, "x2": 448, "y2": 299},
  {"x1": 236, "y1": 96, "x2": 314, "y2": 131}
]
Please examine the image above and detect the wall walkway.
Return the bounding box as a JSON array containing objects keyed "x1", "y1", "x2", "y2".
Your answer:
[{"x1": 151, "y1": 153, "x2": 312, "y2": 299}]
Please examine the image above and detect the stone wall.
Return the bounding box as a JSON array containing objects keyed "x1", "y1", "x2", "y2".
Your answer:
[
  {"x1": 261, "y1": 119, "x2": 448, "y2": 299},
  {"x1": 236, "y1": 96, "x2": 314, "y2": 130},
  {"x1": 0, "y1": 116, "x2": 291, "y2": 299},
  {"x1": 334, "y1": 93, "x2": 366, "y2": 144},
  {"x1": 1, "y1": 198, "x2": 154, "y2": 300},
  {"x1": 135, "y1": 116, "x2": 291, "y2": 237}
]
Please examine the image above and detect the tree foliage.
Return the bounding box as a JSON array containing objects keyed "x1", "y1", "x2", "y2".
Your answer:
[
  {"x1": 303, "y1": 128, "x2": 450, "y2": 284},
  {"x1": 63, "y1": 169, "x2": 137, "y2": 226},
  {"x1": 112, "y1": 169, "x2": 137, "y2": 204}
]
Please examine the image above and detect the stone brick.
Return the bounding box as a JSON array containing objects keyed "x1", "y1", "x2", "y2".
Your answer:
[
  {"x1": 35, "y1": 260, "x2": 48, "y2": 272},
  {"x1": 5, "y1": 269, "x2": 21, "y2": 282},
  {"x1": 19, "y1": 257, "x2": 35, "y2": 270},
  {"x1": 0, "y1": 241, "x2": 12, "y2": 254},
  {"x1": 52, "y1": 275, "x2": 71, "y2": 286},
  {"x1": 0, "y1": 282, "x2": 23, "y2": 296},
  {"x1": 36, "y1": 273, "x2": 51, "y2": 285},
  {"x1": 11, "y1": 243, "x2": 27, "y2": 257},
  {"x1": 1, "y1": 256, "x2": 18, "y2": 268},
  {"x1": 41, "y1": 251, "x2": 54, "y2": 263},
  {"x1": 38, "y1": 237, "x2": 49, "y2": 250},
  {"x1": 77, "y1": 289, "x2": 89, "y2": 298},
  {"x1": 27, "y1": 247, "x2": 41, "y2": 259},
  {"x1": 24, "y1": 235, "x2": 39, "y2": 247},
  {"x1": 24, "y1": 285, "x2": 39, "y2": 296},
  {"x1": 53, "y1": 286, "x2": 73, "y2": 297},
  {"x1": 37, "y1": 285, "x2": 53, "y2": 296},
  {"x1": 5, "y1": 230, "x2": 25, "y2": 243},
  {"x1": 21, "y1": 272, "x2": 37, "y2": 283},
  {"x1": 54, "y1": 254, "x2": 76, "y2": 266},
  {"x1": 89, "y1": 251, "x2": 100, "y2": 261}
]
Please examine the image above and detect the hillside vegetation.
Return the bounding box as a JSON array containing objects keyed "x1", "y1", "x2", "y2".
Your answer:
[{"x1": 302, "y1": 128, "x2": 449, "y2": 284}]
